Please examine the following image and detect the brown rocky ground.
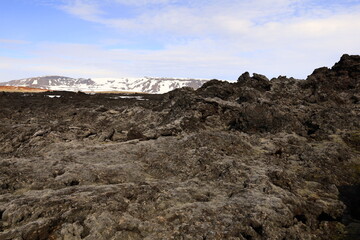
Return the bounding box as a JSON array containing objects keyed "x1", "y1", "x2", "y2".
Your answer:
[
  {"x1": 0, "y1": 86, "x2": 48, "y2": 93},
  {"x1": 0, "y1": 54, "x2": 359, "y2": 239}
]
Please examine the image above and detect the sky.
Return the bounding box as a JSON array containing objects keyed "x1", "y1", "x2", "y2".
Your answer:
[{"x1": 0, "y1": 0, "x2": 359, "y2": 82}]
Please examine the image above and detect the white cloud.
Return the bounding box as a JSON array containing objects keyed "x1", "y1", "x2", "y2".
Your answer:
[
  {"x1": 112, "y1": 0, "x2": 178, "y2": 6},
  {"x1": 0, "y1": 39, "x2": 30, "y2": 45},
  {"x1": 58, "y1": 0, "x2": 360, "y2": 40},
  {"x1": 59, "y1": 0, "x2": 104, "y2": 22},
  {"x1": 1, "y1": 0, "x2": 360, "y2": 81},
  {"x1": 2, "y1": 16, "x2": 358, "y2": 82}
]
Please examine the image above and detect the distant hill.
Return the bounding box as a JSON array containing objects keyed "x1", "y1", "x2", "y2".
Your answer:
[
  {"x1": 0, "y1": 86, "x2": 48, "y2": 92},
  {"x1": 0, "y1": 76, "x2": 209, "y2": 94}
]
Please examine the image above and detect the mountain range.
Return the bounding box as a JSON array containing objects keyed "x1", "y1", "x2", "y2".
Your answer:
[{"x1": 0, "y1": 76, "x2": 209, "y2": 94}]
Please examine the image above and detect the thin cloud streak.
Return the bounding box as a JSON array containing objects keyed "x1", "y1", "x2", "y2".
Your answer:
[{"x1": 0, "y1": 39, "x2": 30, "y2": 45}]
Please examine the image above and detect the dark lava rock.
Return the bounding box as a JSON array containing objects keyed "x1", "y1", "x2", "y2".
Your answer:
[
  {"x1": 127, "y1": 128, "x2": 145, "y2": 140},
  {"x1": 303, "y1": 54, "x2": 360, "y2": 97},
  {"x1": 237, "y1": 72, "x2": 271, "y2": 91},
  {"x1": 197, "y1": 79, "x2": 236, "y2": 100},
  {"x1": 0, "y1": 54, "x2": 359, "y2": 240}
]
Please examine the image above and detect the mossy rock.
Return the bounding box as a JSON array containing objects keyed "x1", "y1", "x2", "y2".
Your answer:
[
  {"x1": 351, "y1": 163, "x2": 360, "y2": 174},
  {"x1": 343, "y1": 162, "x2": 360, "y2": 184},
  {"x1": 343, "y1": 131, "x2": 360, "y2": 151},
  {"x1": 329, "y1": 222, "x2": 346, "y2": 240}
]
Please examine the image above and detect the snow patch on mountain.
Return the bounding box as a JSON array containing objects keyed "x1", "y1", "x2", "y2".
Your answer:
[{"x1": 0, "y1": 76, "x2": 209, "y2": 94}]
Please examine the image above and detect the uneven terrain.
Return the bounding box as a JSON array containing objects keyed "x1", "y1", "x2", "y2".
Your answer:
[{"x1": 0, "y1": 54, "x2": 359, "y2": 239}]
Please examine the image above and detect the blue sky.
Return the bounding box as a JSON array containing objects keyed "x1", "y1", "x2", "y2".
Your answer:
[{"x1": 0, "y1": 0, "x2": 359, "y2": 81}]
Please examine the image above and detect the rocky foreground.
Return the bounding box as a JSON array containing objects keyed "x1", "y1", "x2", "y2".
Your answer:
[{"x1": 0, "y1": 54, "x2": 359, "y2": 239}]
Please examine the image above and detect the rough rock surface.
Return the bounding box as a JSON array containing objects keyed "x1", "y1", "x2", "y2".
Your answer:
[{"x1": 0, "y1": 54, "x2": 359, "y2": 239}]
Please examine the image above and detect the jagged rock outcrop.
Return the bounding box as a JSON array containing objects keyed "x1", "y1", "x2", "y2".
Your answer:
[{"x1": 0, "y1": 54, "x2": 359, "y2": 239}]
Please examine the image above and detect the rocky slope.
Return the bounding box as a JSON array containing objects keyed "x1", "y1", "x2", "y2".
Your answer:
[
  {"x1": 0, "y1": 76, "x2": 209, "y2": 94},
  {"x1": 0, "y1": 54, "x2": 359, "y2": 239}
]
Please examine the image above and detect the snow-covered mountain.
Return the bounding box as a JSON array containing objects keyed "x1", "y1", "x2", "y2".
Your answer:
[{"x1": 0, "y1": 76, "x2": 209, "y2": 94}]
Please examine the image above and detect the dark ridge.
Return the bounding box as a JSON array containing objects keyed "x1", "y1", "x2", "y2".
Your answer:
[{"x1": 339, "y1": 185, "x2": 360, "y2": 220}]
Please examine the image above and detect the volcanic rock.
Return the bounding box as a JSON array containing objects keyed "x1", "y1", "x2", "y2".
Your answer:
[{"x1": 0, "y1": 54, "x2": 359, "y2": 239}]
